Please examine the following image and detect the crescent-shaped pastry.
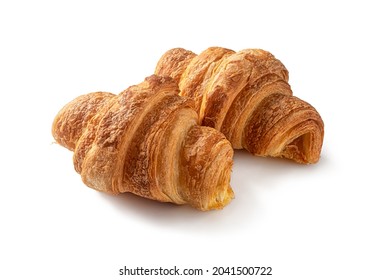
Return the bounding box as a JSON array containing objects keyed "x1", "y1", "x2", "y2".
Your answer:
[
  {"x1": 52, "y1": 75, "x2": 234, "y2": 210},
  {"x1": 155, "y1": 47, "x2": 324, "y2": 164}
]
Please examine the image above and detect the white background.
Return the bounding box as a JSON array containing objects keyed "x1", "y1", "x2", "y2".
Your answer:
[{"x1": 1, "y1": 1, "x2": 389, "y2": 279}]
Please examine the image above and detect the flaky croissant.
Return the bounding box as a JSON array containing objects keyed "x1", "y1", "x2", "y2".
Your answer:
[
  {"x1": 155, "y1": 47, "x2": 324, "y2": 164},
  {"x1": 52, "y1": 75, "x2": 234, "y2": 211}
]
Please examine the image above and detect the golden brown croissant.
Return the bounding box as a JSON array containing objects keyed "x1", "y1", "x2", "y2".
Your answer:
[
  {"x1": 155, "y1": 47, "x2": 324, "y2": 164},
  {"x1": 52, "y1": 75, "x2": 234, "y2": 211}
]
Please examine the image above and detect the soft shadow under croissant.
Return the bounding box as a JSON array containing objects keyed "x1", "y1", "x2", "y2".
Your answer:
[
  {"x1": 155, "y1": 47, "x2": 324, "y2": 164},
  {"x1": 52, "y1": 75, "x2": 234, "y2": 211}
]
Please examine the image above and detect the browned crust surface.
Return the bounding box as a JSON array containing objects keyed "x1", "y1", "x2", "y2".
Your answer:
[
  {"x1": 52, "y1": 75, "x2": 234, "y2": 210},
  {"x1": 155, "y1": 47, "x2": 324, "y2": 163}
]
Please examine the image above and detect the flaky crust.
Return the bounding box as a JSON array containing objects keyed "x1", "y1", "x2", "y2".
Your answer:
[
  {"x1": 52, "y1": 75, "x2": 234, "y2": 210},
  {"x1": 155, "y1": 47, "x2": 324, "y2": 164}
]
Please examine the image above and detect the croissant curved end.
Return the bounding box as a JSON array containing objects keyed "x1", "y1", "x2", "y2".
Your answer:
[
  {"x1": 155, "y1": 48, "x2": 197, "y2": 84},
  {"x1": 244, "y1": 94, "x2": 324, "y2": 164},
  {"x1": 52, "y1": 92, "x2": 115, "y2": 151},
  {"x1": 180, "y1": 126, "x2": 234, "y2": 210}
]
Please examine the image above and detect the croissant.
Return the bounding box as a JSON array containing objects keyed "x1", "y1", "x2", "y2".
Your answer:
[
  {"x1": 155, "y1": 47, "x2": 324, "y2": 164},
  {"x1": 52, "y1": 75, "x2": 234, "y2": 211}
]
